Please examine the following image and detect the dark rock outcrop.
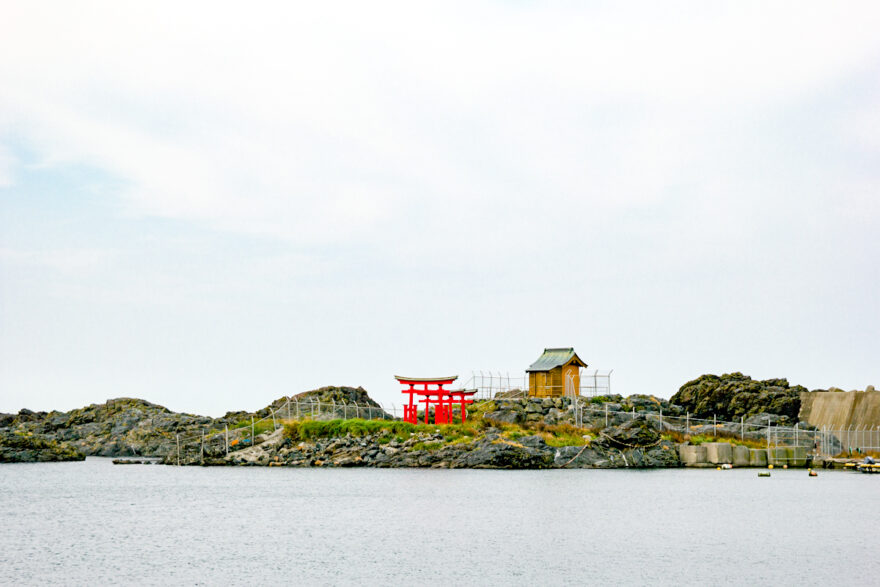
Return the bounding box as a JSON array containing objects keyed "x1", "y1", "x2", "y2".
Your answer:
[
  {"x1": 1, "y1": 388, "x2": 387, "y2": 463},
  {"x1": 599, "y1": 418, "x2": 661, "y2": 448},
  {"x1": 0, "y1": 431, "x2": 85, "y2": 462},
  {"x1": 670, "y1": 373, "x2": 804, "y2": 422},
  {"x1": 217, "y1": 421, "x2": 681, "y2": 470}
]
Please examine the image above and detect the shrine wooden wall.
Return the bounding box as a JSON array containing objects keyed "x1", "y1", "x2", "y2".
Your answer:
[{"x1": 528, "y1": 363, "x2": 581, "y2": 398}]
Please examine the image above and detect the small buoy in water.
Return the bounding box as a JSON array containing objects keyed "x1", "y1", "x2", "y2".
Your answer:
[
  {"x1": 808, "y1": 469, "x2": 818, "y2": 477},
  {"x1": 768, "y1": 464, "x2": 774, "y2": 469},
  {"x1": 783, "y1": 464, "x2": 788, "y2": 469},
  {"x1": 716, "y1": 466, "x2": 721, "y2": 470}
]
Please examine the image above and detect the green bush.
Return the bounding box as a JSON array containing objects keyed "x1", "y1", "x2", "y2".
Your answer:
[{"x1": 284, "y1": 418, "x2": 423, "y2": 441}]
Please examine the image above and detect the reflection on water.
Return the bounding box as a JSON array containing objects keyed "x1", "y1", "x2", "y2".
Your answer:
[{"x1": 1, "y1": 458, "x2": 878, "y2": 586}]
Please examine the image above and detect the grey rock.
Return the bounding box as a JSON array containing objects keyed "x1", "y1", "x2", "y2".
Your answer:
[{"x1": 484, "y1": 410, "x2": 522, "y2": 425}]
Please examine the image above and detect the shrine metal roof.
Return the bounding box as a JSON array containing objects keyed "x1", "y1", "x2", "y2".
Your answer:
[{"x1": 526, "y1": 348, "x2": 587, "y2": 372}]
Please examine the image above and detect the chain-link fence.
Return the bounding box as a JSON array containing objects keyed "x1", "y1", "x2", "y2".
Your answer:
[
  {"x1": 566, "y1": 399, "x2": 867, "y2": 456},
  {"x1": 463, "y1": 369, "x2": 612, "y2": 400},
  {"x1": 165, "y1": 394, "x2": 878, "y2": 465},
  {"x1": 168, "y1": 397, "x2": 393, "y2": 465}
]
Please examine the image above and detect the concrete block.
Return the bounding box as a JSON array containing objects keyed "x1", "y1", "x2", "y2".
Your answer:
[
  {"x1": 767, "y1": 447, "x2": 788, "y2": 466},
  {"x1": 749, "y1": 448, "x2": 768, "y2": 467},
  {"x1": 705, "y1": 442, "x2": 733, "y2": 464},
  {"x1": 732, "y1": 445, "x2": 750, "y2": 466},
  {"x1": 787, "y1": 446, "x2": 808, "y2": 467},
  {"x1": 679, "y1": 445, "x2": 708, "y2": 466}
]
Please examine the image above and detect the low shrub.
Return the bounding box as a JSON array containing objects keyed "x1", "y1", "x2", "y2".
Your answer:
[
  {"x1": 284, "y1": 418, "x2": 425, "y2": 441},
  {"x1": 411, "y1": 441, "x2": 443, "y2": 452}
]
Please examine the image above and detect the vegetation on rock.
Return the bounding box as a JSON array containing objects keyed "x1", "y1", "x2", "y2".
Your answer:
[
  {"x1": 670, "y1": 372, "x2": 804, "y2": 422},
  {"x1": 2, "y1": 373, "x2": 828, "y2": 466},
  {"x1": 256, "y1": 402, "x2": 681, "y2": 469},
  {"x1": 0, "y1": 431, "x2": 85, "y2": 462}
]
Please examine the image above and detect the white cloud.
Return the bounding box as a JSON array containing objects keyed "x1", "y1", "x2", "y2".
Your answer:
[
  {"x1": 2, "y1": 2, "x2": 880, "y2": 413},
  {"x1": 1, "y1": 1, "x2": 879, "y2": 258},
  {"x1": 0, "y1": 247, "x2": 117, "y2": 274},
  {"x1": 0, "y1": 143, "x2": 13, "y2": 187}
]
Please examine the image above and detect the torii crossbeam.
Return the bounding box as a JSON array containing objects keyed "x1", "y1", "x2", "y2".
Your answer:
[{"x1": 395, "y1": 375, "x2": 476, "y2": 425}]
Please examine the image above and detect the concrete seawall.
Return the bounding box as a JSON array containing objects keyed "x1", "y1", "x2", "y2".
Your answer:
[
  {"x1": 799, "y1": 390, "x2": 880, "y2": 430},
  {"x1": 678, "y1": 443, "x2": 807, "y2": 467}
]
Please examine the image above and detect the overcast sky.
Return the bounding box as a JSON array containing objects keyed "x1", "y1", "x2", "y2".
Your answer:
[{"x1": 1, "y1": 2, "x2": 879, "y2": 416}]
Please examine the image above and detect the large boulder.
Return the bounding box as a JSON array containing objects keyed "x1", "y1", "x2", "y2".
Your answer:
[
  {"x1": 484, "y1": 407, "x2": 524, "y2": 425},
  {"x1": 671, "y1": 373, "x2": 804, "y2": 422},
  {"x1": 599, "y1": 418, "x2": 661, "y2": 448},
  {"x1": 451, "y1": 435, "x2": 554, "y2": 469}
]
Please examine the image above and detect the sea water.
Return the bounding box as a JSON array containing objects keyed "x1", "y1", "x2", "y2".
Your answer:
[{"x1": 0, "y1": 458, "x2": 877, "y2": 586}]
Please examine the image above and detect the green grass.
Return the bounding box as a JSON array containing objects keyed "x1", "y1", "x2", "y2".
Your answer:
[
  {"x1": 231, "y1": 419, "x2": 277, "y2": 436},
  {"x1": 284, "y1": 418, "x2": 433, "y2": 441},
  {"x1": 411, "y1": 441, "x2": 443, "y2": 452},
  {"x1": 543, "y1": 433, "x2": 589, "y2": 447},
  {"x1": 282, "y1": 413, "x2": 600, "y2": 450},
  {"x1": 662, "y1": 430, "x2": 769, "y2": 449}
]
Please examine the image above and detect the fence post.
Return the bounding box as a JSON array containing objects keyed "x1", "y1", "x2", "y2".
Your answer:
[
  {"x1": 605, "y1": 404, "x2": 608, "y2": 428},
  {"x1": 251, "y1": 415, "x2": 255, "y2": 446},
  {"x1": 287, "y1": 398, "x2": 291, "y2": 421},
  {"x1": 176, "y1": 434, "x2": 181, "y2": 467},
  {"x1": 632, "y1": 406, "x2": 635, "y2": 420},
  {"x1": 741, "y1": 416, "x2": 744, "y2": 441},
  {"x1": 271, "y1": 408, "x2": 277, "y2": 431},
  {"x1": 713, "y1": 414, "x2": 716, "y2": 438},
  {"x1": 225, "y1": 424, "x2": 229, "y2": 457},
  {"x1": 659, "y1": 408, "x2": 662, "y2": 432},
  {"x1": 795, "y1": 423, "x2": 798, "y2": 447}
]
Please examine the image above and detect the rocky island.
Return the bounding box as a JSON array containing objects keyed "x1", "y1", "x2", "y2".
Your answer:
[{"x1": 2, "y1": 374, "x2": 873, "y2": 468}]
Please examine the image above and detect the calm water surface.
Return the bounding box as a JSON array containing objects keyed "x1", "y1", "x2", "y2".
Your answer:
[{"x1": 0, "y1": 458, "x2": 878, "y2": 586}]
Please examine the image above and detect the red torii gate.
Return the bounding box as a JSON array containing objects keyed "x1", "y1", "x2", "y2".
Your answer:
[{"x1": 395, "y1": 375, "x2": 476, "y2": 425}]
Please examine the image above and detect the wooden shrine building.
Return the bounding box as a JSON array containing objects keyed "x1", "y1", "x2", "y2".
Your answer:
[{"x1": 526, "y1": 348, "x2": 587, "y2": 398}]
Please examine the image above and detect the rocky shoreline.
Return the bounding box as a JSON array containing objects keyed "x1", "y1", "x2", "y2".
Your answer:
[
  {"x1": 0, "y1": 386, "x2": 379, "y2": 463},
  {"x1": 178, "y1": 417, "x2": 680, "y2": 469},
  {"x1": 1, "y1": 374, "x2": 852, "y2": 467}
]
